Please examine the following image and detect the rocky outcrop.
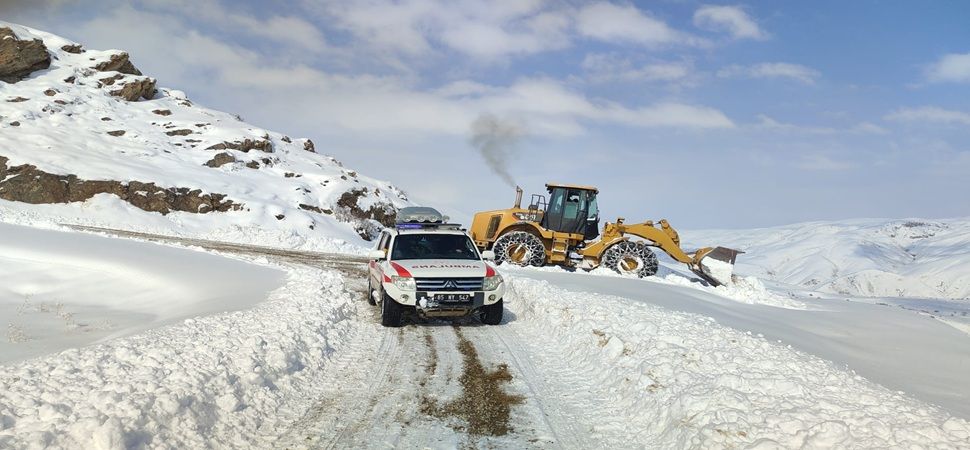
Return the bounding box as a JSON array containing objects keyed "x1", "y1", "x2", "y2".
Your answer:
[
  {"x1": 336, "y1": 188, "x2": 397, "y2": 227},
  {"x1": 303, "y1": 139, "x2": 316, "y2": 153},
  {"x1": 206, "y1": 137, "x2": 273, "y2": 153},
  {"x1": 60, "y1": 43, "x2": 83, "y2": 54},
  {"x1": 0, "y1": 27, "x2": 51, "y2": 83},
  {"x1": 0, "y1": 156, "x2": 241, "y2": 215},
  {"x1": 109, "y1": 77, "x2": 157, "y2": 101},
  {"x1": 204, "y1": 152, "x2": 236, "y2": 168},
  {"x1": 93, "y1": 52, "x2": 142, "y2": 76}
]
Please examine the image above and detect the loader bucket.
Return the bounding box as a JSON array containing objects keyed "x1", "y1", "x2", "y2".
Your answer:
[{"x1": 692, "y1": 246, "x2": 743, "y2": 287}]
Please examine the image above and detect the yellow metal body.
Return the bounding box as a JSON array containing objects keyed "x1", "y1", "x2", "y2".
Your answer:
[{"x1": 469, "y1": 188, "x2": 719, "y2": 271}]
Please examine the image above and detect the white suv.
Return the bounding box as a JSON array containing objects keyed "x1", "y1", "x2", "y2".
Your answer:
[{"x1": 366, "y1": 207, "x2": 506, "y2": 327}]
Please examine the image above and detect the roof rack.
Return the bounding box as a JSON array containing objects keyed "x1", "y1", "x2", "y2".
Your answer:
[{"x1": 396, "y1": 222, "x2": 464, "y2": 231}]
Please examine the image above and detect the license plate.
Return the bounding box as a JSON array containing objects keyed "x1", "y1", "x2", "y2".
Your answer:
[{"x1": 434, "y1": 293, "x2": 471, "y2": 302}]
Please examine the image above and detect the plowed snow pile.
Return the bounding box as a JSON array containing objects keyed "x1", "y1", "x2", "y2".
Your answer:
[
  {"x1": 0, "y1": 265, "x2": 364, "y2": 449},
  {"x1": 506, "y1": 276, "x2": 970, "y2": 448}
]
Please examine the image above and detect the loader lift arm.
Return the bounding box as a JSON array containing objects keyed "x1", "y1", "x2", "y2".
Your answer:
[{"x1": 579, "y1": 218, "x2": 742, "y2": 286}]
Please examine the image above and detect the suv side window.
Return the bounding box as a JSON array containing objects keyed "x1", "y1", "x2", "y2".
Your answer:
[{"x1": 377, "y1": 232, "x2": 390, "y2": 252}]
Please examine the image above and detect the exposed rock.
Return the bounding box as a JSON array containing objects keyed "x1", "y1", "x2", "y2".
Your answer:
[
  {"x1": 166, "y1": 129, "x2": 193, "y2": 136},
  {"x1": 7, "y1": 97, "x2": 29, "y2": 103},
  {"x1": 54, "y1": 100, "x2": 67, "y2": 105},
  {"x1": 245, "y1": 161, "x2": 260, "y2": 169},
  {"x1": 284, "y1": 172, "x2": 301, "y2": 178},
  {"x1": 101, "y1": 117, "x2": 112, "y2": 121},
  {"x1": 9, "y1": 122, "x2": 20, "y2": 127},
  {"x1": 299, "y1": 204, "x2": 324, "y2": 213},
  {"x1": 43, "y1": 89, "x2": 57, "y2": 96},
  {"x1": 107, "y1": 130, "x2": 126, "y2": 137},
  {"x1": 204, "y1": 152, "x2": 236, "y2": 168},
  {"x1": 63, "y1": 75, "x2": 76, "y2": 84},
  {"x1": 0, "y1": 27, "x2": 51, "y2": 83},
  {"x1": 275, "y1": 214, "x2": 285, "y2": 220},
  {"x1": 303, "y1": 139, "x2": 315, "y2": 153},
  {"x1": 152, "y1": 109, "x2": 172, "y2": 116},
  {"x1": 109, "y1": 77, "x2": 157, "y2": 101},
  {"x1": 60, "y1": 43, "x2": 83, "y2": 54},
  {"x1": 281, "y1": 136, "x2": 292, "y2": 143},
  {"x1": 99, "y1": 74, "x2": 123, "y2": 86},
  {"x1": 206, "y1": 138, "x2": 273, "y2": 153},
  {"x1": 337, "y1": 188, "x2": 397, "y2": 227},
  {"x1": 0, "y1": 158, "x2": 242, "y2": 215},
  {"x1": 93, "y1": 52, "x2": 142, "y2": 75}
]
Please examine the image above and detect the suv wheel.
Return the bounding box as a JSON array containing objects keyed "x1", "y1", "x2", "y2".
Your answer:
[
  {"x1": 381, "y1": 293, "x2": 404, "y2": 327},
  {"x1": 480, "y1": 299, "x2": 504, "y2": 325},
  {"x1": 366, "y1": 279, "x2": 376, "y2": 306}
]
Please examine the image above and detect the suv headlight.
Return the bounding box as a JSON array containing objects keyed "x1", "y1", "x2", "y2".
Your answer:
[
  {"x1": 483, "y1": 274, "x2": 503, "y2": 291},
  {"x1": 391, "y1": 276, "x2": 416, "y2": 291}
]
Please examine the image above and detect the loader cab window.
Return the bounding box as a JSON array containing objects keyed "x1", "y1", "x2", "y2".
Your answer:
[
  {"x1": 542, "y1": 187, "x2": 595, "y2": 236},
  {"x1": 585, "y1": 194, "x2": 600, "y2": 240}
]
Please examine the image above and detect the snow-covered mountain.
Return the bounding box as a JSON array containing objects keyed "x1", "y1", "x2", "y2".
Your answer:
[
  {"x1": 0, "y1": 22, "x2": 411, "y2": 251},
  {"x1": 686, "y1": 218, "x2": 970, "y2": 300}
]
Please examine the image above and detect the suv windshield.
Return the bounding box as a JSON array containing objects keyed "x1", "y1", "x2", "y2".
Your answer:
[{"x1": 391, "y1": 234, "x2": 481, "y2": 261}]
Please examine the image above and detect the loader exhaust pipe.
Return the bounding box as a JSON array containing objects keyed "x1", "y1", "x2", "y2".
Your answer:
[{"x1": 513, "y1": 186, "x2": 523, "y2": 209}]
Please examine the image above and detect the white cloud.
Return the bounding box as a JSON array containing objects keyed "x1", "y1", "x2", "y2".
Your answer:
[
  {"x1": 693, "y1": 5, "x2": 767, "y2": 40},
  {"x1": 575, "y1": 2, "x2": 704, "y2": 47},
  {"x1": 885, "y1": 106, "x2": 970, "y2": 126},
  {"x1": 137, "y1": 0, "x2": 328, "y2": 52},
  {"x1": 850, "y1": 122, "x2": 889, "y2": 135},
  {"x1": 718, "y1": 62, "x2": 820, "y2": 84},
  {"x1": 73, "y1": 7, "x2": 732, "y2": 138},
  {"x1": 924, "y1": 53, "x2": 970, "y2": 83},
  {"x1": 795, "y1": 154, "x2": 855, "y2": 171},
  {"x1": 581, "y1": 53, "x2": 691, "y2": 83}
]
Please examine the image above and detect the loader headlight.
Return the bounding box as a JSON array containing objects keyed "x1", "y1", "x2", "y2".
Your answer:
[
  {"x1": 483, "y1": 274, "x2": 504, "y2": 291},
  {"x1": 391, "y1": 276, "x2": 416, "y2": 291}
]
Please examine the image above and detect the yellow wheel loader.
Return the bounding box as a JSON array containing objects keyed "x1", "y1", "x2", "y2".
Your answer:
[{"x1": 469, "y1": 183, "x2": 741, "y2": 286}]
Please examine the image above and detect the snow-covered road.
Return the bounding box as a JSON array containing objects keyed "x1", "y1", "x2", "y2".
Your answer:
[{"x1": 2, "y1": 227, "x2": 968, "y2": 449}]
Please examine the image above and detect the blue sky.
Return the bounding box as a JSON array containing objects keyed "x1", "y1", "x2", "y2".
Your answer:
[{"x1": 3, "y1": 0, "x2": 969, "y2": 228}]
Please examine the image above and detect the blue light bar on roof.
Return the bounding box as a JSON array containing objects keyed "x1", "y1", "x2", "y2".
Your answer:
[{"x1": 396, "y1": 223, "x2": 423, "y2": 229}]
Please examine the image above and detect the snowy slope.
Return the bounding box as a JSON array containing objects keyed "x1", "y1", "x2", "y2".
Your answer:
[
  {"x1": 0, "y1": 223, "x2": 283, "y2": 364},
  {"x1": 685, "y1": 218, "x2": 970, "y2": 300},
  {"x1": 0, "y1": 22, "x2": 410, "y2": 251}
]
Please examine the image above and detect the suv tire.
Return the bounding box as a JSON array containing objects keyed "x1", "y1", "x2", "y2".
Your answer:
[
  {"x1": 366, "y1": 279, "x2": 377, "y2": 306},
  {"x1": 480, "y1": 299, "x2": 504, "y2": 325},
  {"x1": 381, "y1": 293, "x2": 404, "y2": 327}
]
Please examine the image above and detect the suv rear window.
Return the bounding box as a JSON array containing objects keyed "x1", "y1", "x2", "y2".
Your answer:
[{"x1": 391, "y1": 234, "x2": 480, "y2": 261}]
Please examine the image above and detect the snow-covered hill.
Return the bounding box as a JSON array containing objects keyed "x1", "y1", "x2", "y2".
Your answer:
[
  {"x1": 0, "y1": 22, "x2": 410, "y2": 251},
  {"x1": 686, "y1": 218, "x2": 970, "y2": 300}
]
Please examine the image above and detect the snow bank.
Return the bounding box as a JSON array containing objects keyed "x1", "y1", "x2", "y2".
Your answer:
[
  {"x1": 516, "y1": 264, "x2": 808, "y2": 309},
  {"x1": 505, "y1": 276, "x2": 970, "y2": 448},
  {"x1": 0, "y1": 223, "x2": 284, "y2": 364},
  {"x1": 0, "y1": 265, "x2": 364, "y2": 449}
]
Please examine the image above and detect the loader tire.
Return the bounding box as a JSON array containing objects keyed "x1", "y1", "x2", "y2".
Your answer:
[
  {"x1": 603, "y1": 241, "x2": 659, "y2": 278},
  {"x1": 493, "y1": 231, "x2": 546, "y2": 267}
]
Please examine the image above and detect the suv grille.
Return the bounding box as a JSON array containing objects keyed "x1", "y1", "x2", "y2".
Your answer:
[{"x1": 415, "y1": 277, "x2": 484, "y2": 291}]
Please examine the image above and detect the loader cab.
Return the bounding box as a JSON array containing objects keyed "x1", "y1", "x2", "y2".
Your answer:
[{"x1": 540, "y1": 184, "x2": 600, "y2": 240}]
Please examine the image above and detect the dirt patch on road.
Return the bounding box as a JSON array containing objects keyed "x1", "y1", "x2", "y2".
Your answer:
[{"x1": 422, "y1": 327, "x2": 524, "y2": 436}]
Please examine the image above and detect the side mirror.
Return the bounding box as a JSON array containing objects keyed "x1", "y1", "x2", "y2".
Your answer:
[
  {"x1": 368, "y1": 250, "x2": 386, "y2": 260},
  {"x1": 481, "y1": 250, "x2": 496, "y2": 261}
]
